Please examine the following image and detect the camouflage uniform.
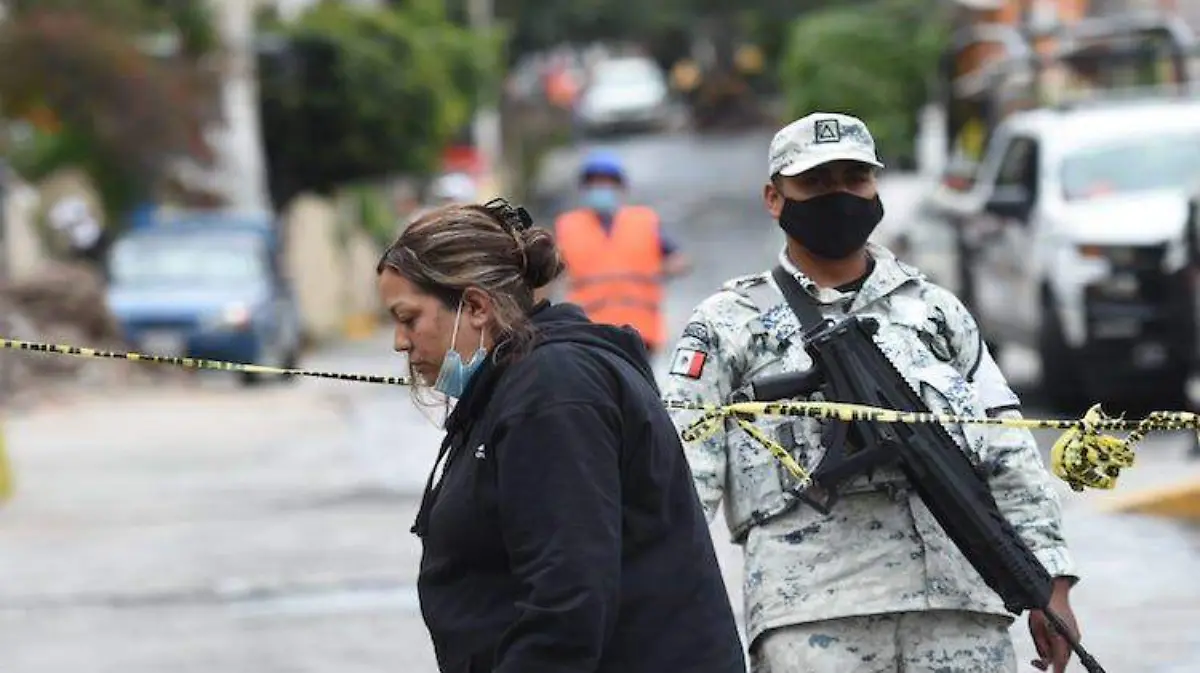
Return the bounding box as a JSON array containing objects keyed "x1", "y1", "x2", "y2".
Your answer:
[
  {"x1": 661, "y1": 243, "x2": 1077, "y2": 672},
  {"x1": 750, "y1": 611, "x2": 1016, "y2": 673}
]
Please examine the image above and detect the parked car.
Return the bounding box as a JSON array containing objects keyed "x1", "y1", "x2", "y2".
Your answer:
[
  {"x1": 105, "y1": 210, "x2": 303, "y2": 386},
  {"x1": 576, "y1": 56, "x2": 671, "y2": 137},
  {"x1": 903, "y1": 96, "x2": 1200, "y2": 411}
]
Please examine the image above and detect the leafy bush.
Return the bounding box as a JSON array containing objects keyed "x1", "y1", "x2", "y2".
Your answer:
[
  {"x1": 778, "y1": 0, "x2": 948, "y2": 168},
  {"x1": 257, "y1": 0, "x2": 500, "y2": 209}
]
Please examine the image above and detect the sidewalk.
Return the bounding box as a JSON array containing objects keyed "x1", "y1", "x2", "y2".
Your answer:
[{"x1": 0, "y1": 370, "x2": 441, "y2": 673}]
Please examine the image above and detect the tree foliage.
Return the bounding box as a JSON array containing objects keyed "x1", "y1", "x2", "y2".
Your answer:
[
  {"x1": 778, "y1": 0, "x2": 949, "y2": 167},
  {"x1": 5, "y1": 0, "x2": 217, "y2": 50},
  {"x1": 439, "y1": 0, "x2": 852, "y2": 73},
  {"x1": 0, "y1": 0, "x2": 218, "y2": 225},
  {"x1": 257, "y1": 0, "x2": 499, "y2": 209}
]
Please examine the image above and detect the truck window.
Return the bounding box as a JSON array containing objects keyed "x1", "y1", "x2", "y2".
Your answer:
[
  {"x1": 110, "y1": 235, "x2": 267, "y2": 288},
  {"x1": 994, "y1": 136, "x2": 1040, "y2": 201},
  {"x1": 1061, "y1": 132, "x2": 1200, "y2": 201}
]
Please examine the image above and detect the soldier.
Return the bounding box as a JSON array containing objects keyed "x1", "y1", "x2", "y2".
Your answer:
[{"x1": 662, "y1": 112, "x2": 1082, "y2": 673}]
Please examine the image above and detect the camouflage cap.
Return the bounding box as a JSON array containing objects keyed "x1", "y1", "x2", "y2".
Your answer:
[{"x1": 768, "y1": 112, "x2": 884, "y2": 178}]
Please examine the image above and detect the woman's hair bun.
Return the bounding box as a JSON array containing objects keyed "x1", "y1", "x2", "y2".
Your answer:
[{"x1": 519, "y1": 226, "x2": 565, "y2": 290}]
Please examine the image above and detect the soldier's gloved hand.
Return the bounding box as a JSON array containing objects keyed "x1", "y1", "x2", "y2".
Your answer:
[{"x1": 1028, "y1": 578, "x2": 1079, "y2": 673}]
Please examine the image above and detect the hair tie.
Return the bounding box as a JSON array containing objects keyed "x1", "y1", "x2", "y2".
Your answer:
[{"x1": 483, "y1": 198, "x2": 533, "y2": 233}]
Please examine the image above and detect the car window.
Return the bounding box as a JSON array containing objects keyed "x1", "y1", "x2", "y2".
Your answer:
[
  {"x1": 110, "y1": 236, "x2": 267, "y2": 287},
  {"x1": 1061, "y1": 131, "x2": 1200, "y2": 201}
]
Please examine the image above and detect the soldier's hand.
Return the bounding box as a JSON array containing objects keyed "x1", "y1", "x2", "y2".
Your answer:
[{"x1": 1028, "y1": 579, "x2": 1078, "y2": 673}]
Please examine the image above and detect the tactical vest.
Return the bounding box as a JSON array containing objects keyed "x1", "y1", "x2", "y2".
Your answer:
[{"x1": 720, "y1": 277, "x2": 994, "y2": 544}]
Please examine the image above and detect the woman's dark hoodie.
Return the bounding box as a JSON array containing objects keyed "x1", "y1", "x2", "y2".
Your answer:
[{"x1": 413, "y1": 302, "x2": 746, "y2": 673}]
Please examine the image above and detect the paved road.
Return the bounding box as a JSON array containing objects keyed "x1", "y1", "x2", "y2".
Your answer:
[{"x1": 2, "y1": 129, "x2": 1199, "y2": 672}]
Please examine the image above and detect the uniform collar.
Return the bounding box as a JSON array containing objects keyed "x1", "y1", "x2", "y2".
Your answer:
[{"x1": 776, "y1": 241, "x2": 922, "y2": 312}]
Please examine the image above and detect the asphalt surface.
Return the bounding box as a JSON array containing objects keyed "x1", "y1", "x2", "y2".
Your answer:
[{"x1": 2, "y1": 128, "x2": 1199, "y2": 672}]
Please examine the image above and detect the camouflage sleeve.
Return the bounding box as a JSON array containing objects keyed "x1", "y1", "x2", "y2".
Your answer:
[
  {"x1": 978, "y1": 370, "x2": 1078, "y2": 582},
  {"x1": 660, "y1": 301, "x2": 737, "y2": 524},
  {"x1": 937, "y1": 287, "x2": 1078, "y2": 581}
]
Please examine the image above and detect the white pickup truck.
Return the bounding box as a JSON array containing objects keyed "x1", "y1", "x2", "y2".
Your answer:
[{"x1": 901, "y1": 96, "x2": 1200, "y2": 411}]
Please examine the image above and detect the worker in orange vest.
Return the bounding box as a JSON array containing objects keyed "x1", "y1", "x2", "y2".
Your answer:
[{"x1": 552, "y1": 150, "x2": 691, "y2": 355}]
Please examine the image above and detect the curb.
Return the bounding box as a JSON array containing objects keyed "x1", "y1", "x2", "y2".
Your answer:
[{"x1": 1097, "y1": 476, "x2": 1200, "y2": 520}]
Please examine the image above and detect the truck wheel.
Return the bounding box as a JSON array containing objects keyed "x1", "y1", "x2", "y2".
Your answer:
[
  {"x1": 239, "y1": 370, "x2": 266, "y2": 387},
  {"x1": 1147, "y1": 370, "x2": 1189, "y2": 412},
  {"x1": 238, "y1": 341, "x2": 282, "y2": 388},
  {"x1": 277, "y1": 347, "x2": 300, "y2": 385},
  {"x1": 1039, "y1": 304, "x2": 1085, "y2": 414}
]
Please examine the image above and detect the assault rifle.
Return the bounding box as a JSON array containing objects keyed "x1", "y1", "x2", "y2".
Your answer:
[{"x1": 737, "y1": 313, "x2": 1106, "y2": 673}]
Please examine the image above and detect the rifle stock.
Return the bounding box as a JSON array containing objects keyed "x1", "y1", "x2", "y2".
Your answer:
[{"x1": 745, "y1": 315, "x2": 1105, "y2": 673}]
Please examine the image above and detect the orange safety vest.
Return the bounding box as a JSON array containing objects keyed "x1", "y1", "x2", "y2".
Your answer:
[{"x1": 554, "y1": 206, "x2": 665, "y2": 348}]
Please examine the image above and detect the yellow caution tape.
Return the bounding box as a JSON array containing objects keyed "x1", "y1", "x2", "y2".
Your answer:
[
  {"x1": 2, "y1": 337, "x2": 1192, "y2": 494},
  {"x1": 661, "y1": 399, "x2": 1163, "y2": 492},
  {"x1": 0, "y1": 338, "x2": 411, "y2": 385}
]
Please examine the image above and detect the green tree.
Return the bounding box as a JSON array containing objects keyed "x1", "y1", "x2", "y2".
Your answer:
[
  {"x1": 778, "y1": 0, "x2": 949, "y2": 167},
  {"x1": 257, "y1": 0, "x2": 499, "y2": 209},
  {"x1": 0, "y1": 0, "x2": 218, "y2": 228}
]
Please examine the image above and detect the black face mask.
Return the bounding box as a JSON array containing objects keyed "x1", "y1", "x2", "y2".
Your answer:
[{"x1": 777, "y1": 192, "x2": 885, "y2": 260}]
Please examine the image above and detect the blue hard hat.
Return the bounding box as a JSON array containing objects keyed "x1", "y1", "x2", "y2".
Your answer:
[{"x1": 580, "y1": 150, "x2": 626, "y2": 183}]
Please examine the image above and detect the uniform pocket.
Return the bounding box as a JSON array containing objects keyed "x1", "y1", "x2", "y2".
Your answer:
[{"x1": 725, "y1": 413, "x2": 806, "y2": 535}]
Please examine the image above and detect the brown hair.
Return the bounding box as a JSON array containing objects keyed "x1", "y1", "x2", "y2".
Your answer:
[{"x1": 376, "y1": 203, "x2": 564, "y2": 364}]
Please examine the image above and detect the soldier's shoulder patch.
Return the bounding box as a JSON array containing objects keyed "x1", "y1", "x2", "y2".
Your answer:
[
  {"x1": 894, "y1": 258, "x2": 925, "y2": 279},
  {"x1": 680, "y1": 320, "x2": 711, "y2": 346},
  {"x1": 721, "y1": 272, "x2": 770, "y2": 292}
]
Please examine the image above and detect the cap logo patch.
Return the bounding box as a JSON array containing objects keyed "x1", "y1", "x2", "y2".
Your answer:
[{"x1": 814, "y1": 119, "x2": 841, "y2": 144}]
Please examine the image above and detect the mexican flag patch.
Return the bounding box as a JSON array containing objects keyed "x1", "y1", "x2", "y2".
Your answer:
[{"x1": 670, "y1": 348, "x2": 708, "y2": 379}]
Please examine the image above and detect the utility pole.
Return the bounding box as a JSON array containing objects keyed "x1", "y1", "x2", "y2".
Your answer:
[
  {"x1": 467, "y1": 0, "x2": 503, "y2": 199},
  {"x1": 214, "y1": 0, "x2": 271, "y2": 212}
]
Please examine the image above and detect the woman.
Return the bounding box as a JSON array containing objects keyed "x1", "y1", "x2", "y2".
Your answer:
[{"x1": 377, "y1": 199, "x2": 746, "y2": 673}]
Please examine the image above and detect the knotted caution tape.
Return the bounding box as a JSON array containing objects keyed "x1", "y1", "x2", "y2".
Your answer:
[
  {"x1": 660, "y1": 398, "x2": 1176, "y2": 492},
  {"x1": 3, "y1": 337, "x2": 1192, "y2": 493}
]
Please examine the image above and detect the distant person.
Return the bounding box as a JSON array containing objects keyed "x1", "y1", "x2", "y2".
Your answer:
[
  {"x1": 551, "y1": 150, "x2": 691, "y2": 357},
  {"x1": 49, "y1": 196, "x2": 106, "y2": 267},
  {"x1": 401, "y1": 173, "x2": 480, "y2": 234},
  {"x1": 429, "y1": 172, "x2": 477, "y2": 206},
  {"x1": 376, "y1": 198, "x2": 746, "y2": 673}
]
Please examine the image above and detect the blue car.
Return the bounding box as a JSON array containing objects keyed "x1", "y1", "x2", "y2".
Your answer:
[{"x1": 105, "y1": 212, "x2": 303, "y2": 386}]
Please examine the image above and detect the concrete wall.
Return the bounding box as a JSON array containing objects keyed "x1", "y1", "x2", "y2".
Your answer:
[
  {"x1": 341, "y1": 226, "x2": 385, "y2": 338},
  {"x1": 281, "y1": 193, "x2": 384, "y2": 344},
  {"x1": 3, "y1": 168, "x2": 99, "y2": 283},
  {"x1": 4, "y1": 182, "x2": 50, "y2": 282}
]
